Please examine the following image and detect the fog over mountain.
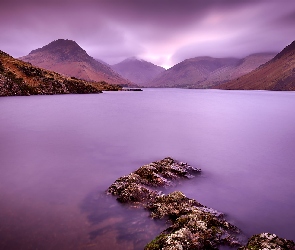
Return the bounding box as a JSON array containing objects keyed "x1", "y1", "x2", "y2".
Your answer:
[
  {"x1": 218, "y1": 40, "x2": 295, "y2": 91},
  {"x1": 149, "y1": 53, "x2": 276, "y2": 88},
  {"x1": 112, "y1": 57, "x2": 165, "y2": 86}
]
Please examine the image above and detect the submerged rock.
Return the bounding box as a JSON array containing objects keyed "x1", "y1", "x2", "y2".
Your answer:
[{"x1": 239, "y1": 233, "x2": 295, "y2": 250}]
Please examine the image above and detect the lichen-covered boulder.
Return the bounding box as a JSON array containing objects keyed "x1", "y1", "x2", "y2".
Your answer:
[
  {"x1": 146, "y1": 191, "x2": 204, "y2": 220},
  {"x1": 145, "y1": 192, "x2": 241, "y2": 250},
  {"x1": 239, "y1": 233, "x2": 295, "y2": 250},
  {"x1": 107, "y1": 157, "x2": 201, "y2": 204},
  {"x1": 106, "y1": 158, "x2": 295, "y2": 250},
  {"x1": 107, "y1": 158, "x2": 242, "y2": 249}
]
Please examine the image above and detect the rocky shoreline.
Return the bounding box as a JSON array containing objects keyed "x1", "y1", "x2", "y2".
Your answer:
[{"x1": 107, "y1": 157, "x2": 295, "y2": 250}]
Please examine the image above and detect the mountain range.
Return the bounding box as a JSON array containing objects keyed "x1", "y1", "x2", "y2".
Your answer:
[
  {"x1": 20, "y1": 39, "x2": 132, "y2": 87},
  {"x1": 218, "y1": 40, "x2": 295, "y2": 90},
  {"x1": 111, "y1": 57, "x2": 165, "y2": 86},
  {"x1": 0, "y1": 50, "x2": 121, "y2": 96},
  {"x1": 148, "y1": 53, "x2": 276, "y2": 88},
  {"x1": 2, "y1": 38, "x2": 295, "y2": 92}
]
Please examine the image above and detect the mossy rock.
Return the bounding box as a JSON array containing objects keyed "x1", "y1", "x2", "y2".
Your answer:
[
  {"x1": 146, "y1": 191, "x2": 203, "y2": 220},
  {"x1": 106, "y1": 158, "x2": 243, "y2": 249},
  {"x1": 239, "y1": 233, "x2": 295, "y2": 250}
]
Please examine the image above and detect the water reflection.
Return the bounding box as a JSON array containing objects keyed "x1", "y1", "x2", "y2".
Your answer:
[
  {"x1": 1, "y1": 89, "x2": 295, "y2": 249},
  {"x1": 80, "y1": 190, "x2": 167, "y2": 250}
]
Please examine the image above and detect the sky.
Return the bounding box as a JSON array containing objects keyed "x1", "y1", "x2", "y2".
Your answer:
[{"x1": 0, "y1": 0, "x2": 295, "y2": 69}]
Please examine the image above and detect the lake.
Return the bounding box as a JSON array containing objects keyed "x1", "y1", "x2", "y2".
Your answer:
[{"x1": 1, "y1": 88, "x2": 295, "y2": 249}]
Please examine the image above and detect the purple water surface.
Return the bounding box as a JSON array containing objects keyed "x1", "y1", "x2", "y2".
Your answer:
[{"x1": 1, "y1": 89, "x2": 295, "y2": 249}]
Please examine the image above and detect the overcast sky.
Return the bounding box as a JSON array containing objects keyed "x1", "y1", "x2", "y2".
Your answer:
[{"x1": 1, "y1": 0, "x2": 295, "y2": 68}]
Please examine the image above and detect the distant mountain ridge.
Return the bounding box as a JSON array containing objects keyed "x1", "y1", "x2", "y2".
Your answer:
[
  {"x1": 0, "y1": 50, "x2": 121, "y2": 96},
  {"x1": 149, "y1": 53, "x2": 276, "y2": 88},
  {"x1": 111, "y1": 57, "x2": 165, "y2": 86},
  {"x1": 20, "y1": 39, "x2": 133, "y2": 86},
  {"x1": 218, "y1": 40, "x2": 295, "y2": 90}
]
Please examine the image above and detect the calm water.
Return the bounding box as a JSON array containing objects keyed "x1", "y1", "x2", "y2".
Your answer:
[{"x1": 1, "y1": 89, "x2": 295, "y2": 249}]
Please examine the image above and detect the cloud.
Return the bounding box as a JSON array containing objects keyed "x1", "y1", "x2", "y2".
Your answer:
[{"x1": 0, "y1": 0, "x2": 294, "y2": 68}]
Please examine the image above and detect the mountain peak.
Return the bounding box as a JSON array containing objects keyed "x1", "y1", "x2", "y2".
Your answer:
[
  {"x1": 46, "y1": 38, "x2": 78, "y2": 46},
  {"x1": 123, "y1": 56, "x2": 144, "y2": 62},
  {"x1": 20, "y1": 39, "x2": 133, "y2": 86},
  {"x1": 112, "y1": 57, "x2": 165, "y2": 85},
  {"x1": 30, "y1": 39, "x2": 82, "y2": 52},
  {"x1": 28, "y1": 39, "x2": 88, "y2": 62},
  {"x1": 273, "y1": 40, "x2": 295, "y2": 60},
  {"x1": 282, "y1": 40, "x2": 295, "y2": 52}
]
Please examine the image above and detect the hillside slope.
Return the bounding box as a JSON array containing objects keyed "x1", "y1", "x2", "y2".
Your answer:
[
  {"x1": 205, "y1": 53, "x2": 276, "y2": 87},
  {"x1": 20, "y1": 39, "x2": 132, "y2": 86},
  {"x1": 150, "y1": 54, "x2": 275, "y2": 88},
  {"x1": 149, "y1": 57, "x2": 240, "y2": 88},
  {"x1": 0, "y1": 50, "x2": 121, "y2": 96},
  {"x1": 218, "y1": 41, "x2": 295, "y2": 90}
]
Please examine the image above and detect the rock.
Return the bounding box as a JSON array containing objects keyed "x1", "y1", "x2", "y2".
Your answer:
[
  {"x1": 107, "y1": 157, "x2": 201, "y2": 204},
  {"x1": 145, "y1": 191, "x2": 241, "y2": 250},
  {"x1": 121, "y1": 88, "x2": 143, "y2": 91},
  {"x1": 107, "y1": 158, "x2": 242, "y2": 249},
  {"x1": 107, "y1": 158, "x2": 295, "y2": 249},
  {"x1": 146, "y1": 191, "x2": 204, "y2": 220},
  {"x1": 239, "y1": 233, "x2": 295, "y2": 250},
  {"x1": 107, "y1": 172, "x2": 159, "y2": 204}
]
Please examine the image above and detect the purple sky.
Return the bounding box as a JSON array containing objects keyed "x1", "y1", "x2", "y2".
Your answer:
[{"x1": 1, "y1": 0, "x2": 295, "y2": 68}]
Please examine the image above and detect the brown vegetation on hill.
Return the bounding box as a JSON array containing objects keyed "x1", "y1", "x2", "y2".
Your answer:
[
  {"x1": 0, "y1": 50, "x2": 121, "y2": 96},
  {"x1": 218, "y1": 41, "x2": 295, "y2": 91}
]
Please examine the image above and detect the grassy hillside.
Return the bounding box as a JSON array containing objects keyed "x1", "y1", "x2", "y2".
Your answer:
[{"x1": 0, "y1": 50, "x2": 121, "y2": 96}]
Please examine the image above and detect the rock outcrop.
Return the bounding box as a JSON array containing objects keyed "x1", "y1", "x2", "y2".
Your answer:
[
  {"x1": 107, "y1": 157, "x2": 295, "y2": 249},
  {"x1": 107, "y1": 157, "x2": 201, "y2": 204},
  {"x1": 145, "y1": 191, "x2": 241, "y2": 250},
  {"x1": 238, "y1": 233, "x2": 295, "y2": 250},
  {"x1": 107, "y1": 157, "x2": 242, "y2": 249}
]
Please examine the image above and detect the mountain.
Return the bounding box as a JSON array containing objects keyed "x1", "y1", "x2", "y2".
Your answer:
[
  {"x1": 0, "y1": 50, "x2": 121, "y2": 96},
  {"x1": 111, "y1": 57, "x2": 165, "y2": 86},
  {"x1": 149, "y1": 57, "x2": 239, "y2": 88},
  {"x1": 217, "y1": 41, "x2": 295, "y2": 91},
  {"x1": 149, "y1": 53, "x2": 276, "y2": 88},
  {"x1": 202, "y1": 53, "x2": 276, "y2": 87},
  {"x1": 20, "y1": 39, "x2": 132, "y2": 86},
  {"x1": 95, "y1": 58, "x2": 110, "y2": 66}
]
